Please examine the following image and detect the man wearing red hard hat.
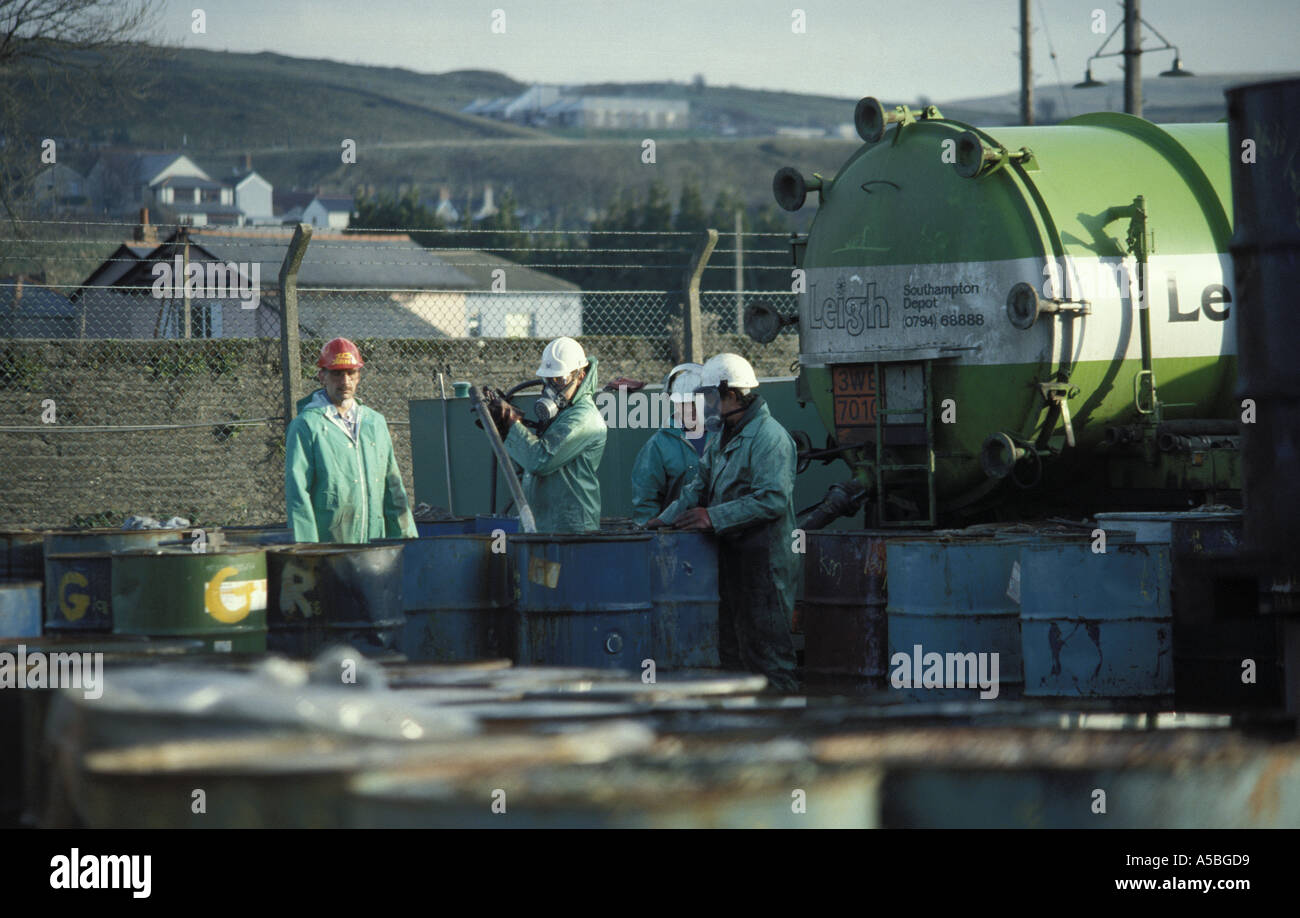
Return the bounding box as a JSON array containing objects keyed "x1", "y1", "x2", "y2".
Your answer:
[{"x1": 284, "y1": 337, "x2": 418, "y2": 543}]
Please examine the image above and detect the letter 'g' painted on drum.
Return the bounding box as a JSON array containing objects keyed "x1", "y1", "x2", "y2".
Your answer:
[{"x1": 204, "y1": 566, "x2": 268, "y2": 624}]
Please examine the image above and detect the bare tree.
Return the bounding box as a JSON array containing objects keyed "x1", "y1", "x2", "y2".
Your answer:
[{"x1": 0, "y1": 0, "x2": 169, "y2": 229}]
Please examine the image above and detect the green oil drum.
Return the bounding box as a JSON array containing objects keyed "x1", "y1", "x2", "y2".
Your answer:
[{"x1": 111, "y1": 548, "x2": 268, "y2": 653}]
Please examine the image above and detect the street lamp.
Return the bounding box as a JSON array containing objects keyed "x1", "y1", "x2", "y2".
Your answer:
[{"x1": 1073, "y1": 1, "x2": 1194, "y2": 112}]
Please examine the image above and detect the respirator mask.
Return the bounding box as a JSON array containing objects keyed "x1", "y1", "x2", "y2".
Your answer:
[
  {"x1": 534, "y1": 375, "x2": 574, "y2": 426},
  {"x1": 697, "y1": 385, "x2": 726, "y2": 434},
  {"x1": 698, "y1": 383, "x2": 749, "y2": 434}
]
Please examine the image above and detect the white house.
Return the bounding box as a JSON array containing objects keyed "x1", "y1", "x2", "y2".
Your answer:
[
  {"x1": 300, "y1": 195, "x2": 354, "y2": 230},
  {"x1": 233, "y1": 171, "x2": 273, "y2": 221}
]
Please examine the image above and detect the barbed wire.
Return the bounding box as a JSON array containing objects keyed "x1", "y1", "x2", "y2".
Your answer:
[
  {"x1": 7, "y1": 218, "x2": 798, "y2": 238},
  {"x1": 0, "y1": 417, "x2": 283, "y2": 433},
  {"x1": 0, "y1": 249, "x2": 795, "y2": 267},
  {"x1": 0, "y1": 283, "x2": 800, "y2": 293}
]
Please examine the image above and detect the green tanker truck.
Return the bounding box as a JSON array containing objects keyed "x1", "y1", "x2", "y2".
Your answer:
[{"x1": 758, "y1": 99, "x2": 1240, "y2": 526}]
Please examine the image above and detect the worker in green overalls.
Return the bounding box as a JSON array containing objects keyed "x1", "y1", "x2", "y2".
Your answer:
[
  {"x1": 285, "y1": 337, "x2": 418, "y2": 543},
  {"x1": 630, "y1": 362, "x2": 706, "y2": 526},
  {"x1": 648, "y1": 353, "x2": 799, "y2": 692},
  {"x1": 488, "y1": 337, "x2": 607, "y2": 532}
]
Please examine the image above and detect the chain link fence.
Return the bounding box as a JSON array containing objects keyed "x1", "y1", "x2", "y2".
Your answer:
[{"x1": 1, "y1": 275, "x2": 798, "y2": 527}]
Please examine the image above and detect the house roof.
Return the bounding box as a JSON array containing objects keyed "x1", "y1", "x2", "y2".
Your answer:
[
  {"x1": 178, "y1": 229, "x2": 474, "y2": 289},
  {"x1": 311, "y1": 195, "x2": 354, "y2": 213},
  {"x1": 272, "y1": 190, "x2": 317, "y2": 214},
  {"x1": 432, "y1": 250, "x2": 581, "y2": 293},
  {"x1": 73, "y1": 231, "x2": 577, "y2": 294},
  {"x1": 75, "y1": 244, "x2": 152, "y2": 291},
  {"x1": 232, "y1": 171, "x2": 269, "y2": 188},
  {"x1": 0, "y1": 277, "x2": 76, "y2": 317}
]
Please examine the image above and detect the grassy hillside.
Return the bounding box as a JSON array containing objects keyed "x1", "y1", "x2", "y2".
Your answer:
[{"x1": 22, "y1": 49, "x2": 546, "y2": 152}]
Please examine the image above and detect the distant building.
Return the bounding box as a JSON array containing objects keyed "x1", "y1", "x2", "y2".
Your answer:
[
  {"x1": 67, "y1": 227, "x2": 581, "y2": 340},
  {"x1": 464, "y1": 84, "x2": 690, "y2": 131},
  {"x1": 30, "y1": 164, "x2": 90, "y2": 216},
  {"x1": 301, "y1": 195, "x2": 354, "y2": 230},
  {"x1": 433, "y1": 187, "x2": 460, "y2": 225},
  {"x1": 435, "y1": 250, "x2": 582, "y2": 338},
  {"x1": 274, "y1": 191, "x2": 353, "y2": 229},
  {"x1": 544, "y1": 96, "x2": 690, "y2": 130},
  {"x1": 0, "y1": 275, "x2": 77, "y2": 338},
  {"x1": 232, "y1": 171, "x2": 274, "y2": 221},
  {"x1": 776, "y1": 126, "x2": 827, "y2": 139},
  {"x1": 84, "y1": 152, "x2": 275, "y2": 226}
]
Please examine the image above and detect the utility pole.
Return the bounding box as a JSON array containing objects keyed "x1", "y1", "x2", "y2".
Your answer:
[
  {"x1": 1020, "y1": 0, "x2": 1033, "y2": 124},
  {"x1": 1124, "y1": 0, "x2": 1142, "y2": 117}
]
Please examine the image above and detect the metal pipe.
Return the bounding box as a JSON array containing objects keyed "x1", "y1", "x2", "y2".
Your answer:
[{"x1": 468, "y1": 386, "x2": 536, "y2": 533}]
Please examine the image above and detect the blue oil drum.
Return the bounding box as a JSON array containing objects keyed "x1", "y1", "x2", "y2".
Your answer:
[
  {"x1": 1169, "y1": 512, "x2": 1281, "y2": 710},
  {"x1": 0, "y1": 531, "x2": 44, "y2": 581},
  {"x1": 43, "y1": 552, "x2": 114, "y2": 633},
  {"x1": 266, "y1": 544, "x2": 404, "y2": 657},
  {"x1": 885, "y1": 535, "x2": 1025, "y2": 702},
  {"x1": 0, "y1": 581, "x2": 42, "y2": 637},
  {"x1": 43, "y1": 529, "x2": 177, "y2": 633},
  {"x1": 649, "y1": 532, "x2": 720, "y2": 669},
  {"x1": 472, "y1": 516, "x2": 519, "y2": 534},
  {"x1": 802, "y1": 531, "x2": 889, "y2": 695},
  {"x1": 416, "y1": 519, "x2": 476, "y2": 537},
  {"x1": 510, "y1": 533, "x2": 653, "y2": 670},
  {"x1": 387, "y1": 535, "x2": 511, "y2": 662},
  {"x1": 1020, "y1": 539, "x2": 1173, "y2": 698}
]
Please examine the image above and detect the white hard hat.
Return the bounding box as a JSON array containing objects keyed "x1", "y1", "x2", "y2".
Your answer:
[
  {"x1": 536, "y1": 337, "x2": 589, "y2": 378},
  {"x1": 665, "y1": 362, "x2": 704, "y2": 403},
  {"x1": 700, "y1": 353, "x2": 759, "y2": 391}
]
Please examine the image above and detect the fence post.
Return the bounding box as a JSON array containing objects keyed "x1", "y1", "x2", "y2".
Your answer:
[
  {"x1": 279, "y1": 223, "x2": 313, "y2": 425},
  {"x1": 682, "y1": 228, "x2": 717, "y2": 365}
]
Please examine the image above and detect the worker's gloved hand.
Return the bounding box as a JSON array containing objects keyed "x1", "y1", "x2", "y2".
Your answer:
[
  {"x1": 670, "y1": 507, "x2": 713, "y2": 532},
  {"x1": 643, "y1": 517, "x2": 667, "y2": 530},
  {"x1": 487, "y1": 395, "x2": 522, "y2": 438}
]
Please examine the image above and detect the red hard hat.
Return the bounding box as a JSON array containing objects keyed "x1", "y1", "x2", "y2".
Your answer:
[{"x1": 318, "y1": 337, "x2": 364, "y2": 370}]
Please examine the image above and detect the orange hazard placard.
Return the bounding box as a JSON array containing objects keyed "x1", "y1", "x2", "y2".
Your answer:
[{"x1": 832, "y1": 366, "x2": 878, "y2": 431}]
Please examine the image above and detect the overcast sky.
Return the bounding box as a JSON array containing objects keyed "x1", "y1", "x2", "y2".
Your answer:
[{"x1": 161, "y1": 0, "x2": 1298, "y2": 100}]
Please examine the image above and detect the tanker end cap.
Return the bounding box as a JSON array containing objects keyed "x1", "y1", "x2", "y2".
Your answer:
[
  {"x1": 773, "y1": 167, "x2": 820, "y2": 212},
  {"x1": 955, "y1": 131, "x2": 999, "y2": 179},
  {"x1": 981, "y1": 432, "x2": 1028, "y2": 479},
  {"x1": 744, "y1": 301, "x2": 798, "y2": 344},
  {"x1": 855, "y1": 97, "x2": 889, "y2": 143},
  {"x1": 1006, "y1": 282, "x2": 1042, "y2": 329}
]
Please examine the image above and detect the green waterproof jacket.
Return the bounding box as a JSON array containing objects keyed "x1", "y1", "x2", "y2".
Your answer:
[
  {"x1": 630, "y1": 427, "x2": 703, "y2": 525},
  {"x1": 658, "y1": 396, "x2": 799, "y2": 601},
  {"x1": 504, "y1": 356, "x2": 607, "y2": 532},
  {"x1": 285, "y1": 389, "x2": 418, "y2": 543}
]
